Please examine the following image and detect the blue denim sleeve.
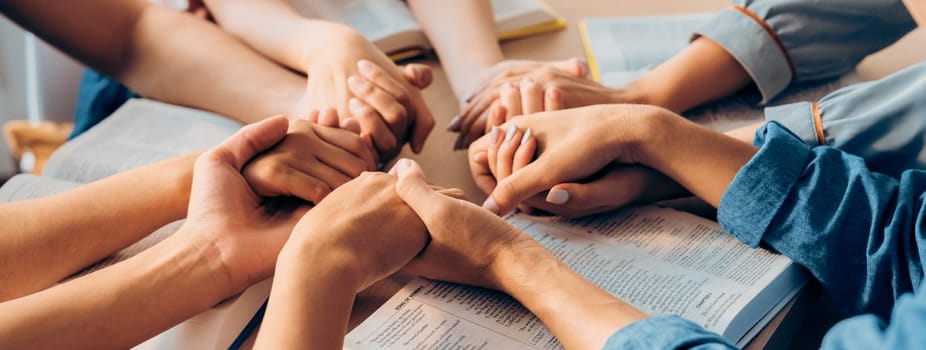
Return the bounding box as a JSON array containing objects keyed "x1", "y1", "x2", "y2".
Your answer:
[
  {"x1": 602, "y1": 316, "x2": 736, "y2": 350},
  {"x1": 694, "y1": 0, "x2": 915, "y2": 103},
  {"x1": 764, "y1": 62, "x2": 926, "y2": 177},
  {"x1": 821, "y1": 281, "x2": 926, "y2": 350},
  {"x1": 718, "y1": 122, "x2": 926, "y2": 318}
]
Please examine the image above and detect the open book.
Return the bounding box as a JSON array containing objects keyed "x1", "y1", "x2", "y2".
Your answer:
[
  {"x1": 579, "y1": 13, "x2": 861, "y2": 131},
  {"x1": 0, "y1": 99, "x2": 270, "y2": 350},
  {"x1": 345, "y1": 207, "x2": 807, "y2": 349},
  {"x1": 288, "y1": 0, "x2": 566, "y2": 61}
]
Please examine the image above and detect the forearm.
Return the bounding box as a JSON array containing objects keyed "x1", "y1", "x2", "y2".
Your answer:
[
  {"x1": 0, "y1": 153, "x2": 196, "y2": 300},
  {"x1": 256, "y1": 243, "x2": 360, "y2": 349},
  {"x1": 1, "y1": 0, "x2": 306, "y2": 123},
  {"x1": 633, "y1": 110, "x2": 757, "y2": 207},
  {"x1": 493, "y1": 243, "x2": 646, "y2": 350},
  {"x1": 205, "y1": 0, "x2": 355, "y2": 72},
  {"x1": 0, "y1": 228, "x2": 230, "y2": 349},
  {"x1": 408, "y1": 0, "x2": 504, "y2": 99},
  {"x1": 625, "y1": 37, "x2": 751, "y2": 113}
]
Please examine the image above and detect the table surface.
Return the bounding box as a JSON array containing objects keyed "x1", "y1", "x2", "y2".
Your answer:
[{"x1": 242, "y1": 1, "x2": 926, "y2": 348}]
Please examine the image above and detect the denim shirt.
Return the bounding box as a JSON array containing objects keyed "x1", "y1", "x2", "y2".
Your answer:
[
  {"x1": 602, "y1": 122, "x2": 926, "y2": 349},
  {"x1": 694, "y1": 0, "x2": 916, "y2": 104}
]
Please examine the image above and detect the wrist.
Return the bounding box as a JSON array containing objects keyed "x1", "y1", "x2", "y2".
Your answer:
[
  {"x1": 603, "y1": 105, "x2": 678, "y2": 168},
  {"x1": 489, "y1": 239, "x2": 562, "y2": 296},
  {"x1": 277, "y1": 233, "x2": 366, "y2": 292},
  {"x1": 159, "y1": 226, "x2": 235, "y2": 300}
]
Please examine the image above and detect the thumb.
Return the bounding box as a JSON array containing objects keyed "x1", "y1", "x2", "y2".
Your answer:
[
  {"x1": 403, "y1": 64, "x2": 433, "y2": 89},
  {"x1": 483, "y1": 161, "x2": 553, "y2": 216},
  {"x1": 210, "y1": 115, "x2": 289, "y2": 170},
  {"x1": 550, "y1": 58, "x2": 588, "y2": 78},
  {"x1": 394, "y1": 159, "x2": 448, "y2": 220}
]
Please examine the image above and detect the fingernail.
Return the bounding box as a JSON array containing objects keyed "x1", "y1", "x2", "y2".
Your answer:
[
  {"x1": 521, "y1": 77, "x2": 534, "y2": 85},
  {"x1": 349, "y1": 98, "x2": 364, "y2": 113},
  {"x1": 483, "y1": 196, "x2": 500, "y2": 215},
  {"x1": 489, "y1": 125, "x2": 499, "y2": 143},
  {"x1": 397, "y1": 159, "x2": 410, "y2": 176},
  {"x1": 357, "y1": 59, "x2": 374, "y2": 71},
  {"x1": 546, "y1": 188, "x2": 570, "y2": 205},
  {"x1": 520, "y1": 128, "x2": 532, "y2": 145},
  {"x1": 447, "y1": 115, "x2": 462, "y2": 130},
  {"x1": 347, "y1": 76, "x2": 362, "y2": 89},
  {"x1": 504, "y1": 126, "x2": 517, "y2": 143}
]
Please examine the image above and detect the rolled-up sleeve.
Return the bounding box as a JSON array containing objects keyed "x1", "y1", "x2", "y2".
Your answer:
[
  {"x1": 764, "y1": 62, "x2": 926, "y2": 177},
  {"x1": 694, "y1": 0, "x2": 915, "y2": 104},
  {"x1": 718, "y1": 122, "x2": 926, "y2": 318}
]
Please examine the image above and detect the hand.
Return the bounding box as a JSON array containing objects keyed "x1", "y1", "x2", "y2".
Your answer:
[
  {"x1": 181, "y1": 116, "x2": 309, "y2": 293},
  {"x1": 300, "y1": 29, "x2": 434, "y2": 160},
  {"x1": 392, "y1": 159, "x2": 541, "y2": 291},
  {"x1": 470, "y1": 124, "x2": 686, "y2": 218},
  {"x1": 476, "y1": 104, "x2": 680, "y2": 216},
  {"x1": 279, "y1": 171, "x2": 428, "y2": 291},
  {"x1": 450, "y1": 58, "x2": 597, "y2": 149},
  {"x1": 242, "y1": 116, "x2": 378, "y2": 205}
]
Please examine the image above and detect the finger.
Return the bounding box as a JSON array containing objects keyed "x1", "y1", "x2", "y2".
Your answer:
[
  {"x1": 454, "y1": 90, "x2": 496, "y2": 137},
  {"x1": 544, "y1": 170, "x2": 644, "y2": 210},
  {"x1": 437, "y1": 187, "x2": 468, "y2": 201},
  {"x1": 500, "y1": 83, "x2": 522, "y2": 119},
  {"x1": 485, "y1": 125, "x2": 503, "y2": 178},
  {"x1": 348, "y1": 98, "x2": 398, "y2": 155},
  {"x1": 468, "y1": 137, "x2": 498, "y2": 195},
  {"x1": 208, "y1": 115, "x2": 289, "y2": 170},
  {"x1": 544, "y1": 86, "x2": 564, "y2": 111},
  {"x1": 496, "y1": 127, "x2": 522, "y2": 180},
  {"x1": 303, "y1": 161, "x2": 355, "y2": 191},
  {"x1": 394, "y1": 159, "x2": 456, "y2": 222},
  {"x1": 550, "y1": 58, "x2": 588, "y2": 78},
  {"x1": 317, "y1": 107, "x2": 340, "y2": 128},
  {"x1": 306, "y1": 110, "x2": 320, "y2": 123},
  {"x1": 247, "y1": 163, "x2": 332, "y2": 204},
  {"x1": 483, "y1": 159, "x2": 558, "y2": 216},
  {"x1": 407, "y1": 93, "x2": 434, "y2": 154},
  {"x1": 403, "y1": 63, "x2": 433, "y2": 89},
  {"x1": 340, "y1": 117, "x2": 362, "y2": 134},
  {"x1": 312, "y1": 126, "x2": 378, "y2": 174},
  {"x1": 348, "y1": 77, "x2": 408, "y2": 137},
  {"x1": 512, "y1": 128, "x2": 535, "y2": 172},
  {"x1": 519, "y1": 78, "x2": 544, "y2": 115},
  {"x1": 484, "y1": 104, "x2": 507, "y2": 134},
  {"x1": 357, "y1": 60, "x2": 410, "y2": 104}
]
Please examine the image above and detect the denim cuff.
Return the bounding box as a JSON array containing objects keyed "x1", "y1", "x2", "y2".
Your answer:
[
  {"x1": 602, "y1": 315, "x2": 734, "y2": 349},
  {"x1": 718, "y1": 122, "x2": 812, "y2": 248},
  {"x1": 693, "y1": 8, "x2": 792, "y2": 104},
  {"x1": 764, "y1": 102, "x2": 819, "y2": 147}
]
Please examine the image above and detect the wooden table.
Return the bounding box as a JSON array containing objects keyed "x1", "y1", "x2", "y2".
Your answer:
[{"x1": 240, "y1": 1, "x2": 926, "y2": 348}]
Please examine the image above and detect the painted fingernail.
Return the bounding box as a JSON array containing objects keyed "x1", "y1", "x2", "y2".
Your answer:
[
  {"x1": 347, "y1": 76, "x2": 362, "y2": 89},
  {"x1": 483, "y1": 196, "x2": 500, "y2": 215},
  {"x1": 349, "y1": 98, "x2": 364, "y2": 113},
  {"x1": 447, "y1": 115, "x2": 462, "y2": 130},
  {"x1": 357, "y1": 59, "x2": 374, "y2": 71},
  {"x1": 489, "y1": 125, "x2": 499, "y2": 143},
  {"x1": 520, "y1": 128, "x2": 532, "y2": 145},
  {"x1": 397, "y1": 158, "x2": 410, "y2": 177},
  {"x1": 504, "y1": 126, "x2": 517, "y2": 143},
  {"x1": 546, "y1": 188, "x2": 570, "y2": 205}
]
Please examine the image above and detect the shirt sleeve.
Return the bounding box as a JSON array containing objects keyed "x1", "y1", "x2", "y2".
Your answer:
[
  {"x1": 821, "y1": 283, "x2": 926, "y2": 350},
  {"x1": 602, "y1": 316, "x2": 736, "y2": 350},
  {"x1": 763, "y1": 62, "x2": 926, "y2": 177},
  {"x1": 717, "y1": 122, "x2": 926, "y2": 319},
  {"x1": 694, "y1": 0, "x2": 915, "y2": 104}
]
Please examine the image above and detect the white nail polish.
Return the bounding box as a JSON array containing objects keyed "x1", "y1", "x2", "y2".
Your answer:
[
  {"x1": 520, "y1": 128, "x2": 532, "y2": 145},
  {"x1": 546, "y1": 188, "x2": 569, "y2": 205},
  {"x1": 489, "y1": 126, "x2": 499, "y2": 143},
  {"x1": 504, "y1": 126, "x2": 517, "y2": 143}
]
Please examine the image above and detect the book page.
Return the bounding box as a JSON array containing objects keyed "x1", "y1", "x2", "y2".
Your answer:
[
  {"x1": 43, "y1": 99, "x2": 240, "y2": 183},
  {"x1": 346, "y1": 206, "x2": 805, "y2": 349},
  {"x1": 289, "y1": 0, "x2": 421, "y2": 43},
  {"x1": 492, "y1": 0, "x2": 559, "y2": 35},
  {"x1": 582, "y1": 13, "x2": 861, "y2": 131}
]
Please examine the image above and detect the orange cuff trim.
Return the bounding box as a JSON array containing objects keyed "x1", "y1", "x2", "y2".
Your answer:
[
  {"x1": 811, "y1": 101, "x2": 825, "y2": 145},
  {"x1": 731, "y1": 4, "x2": 796, "y2": 78}
]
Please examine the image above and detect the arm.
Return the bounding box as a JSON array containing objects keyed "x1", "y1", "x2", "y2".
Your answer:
[
  {"x1": 0, "y1": 0, "x2": 306, "y2": 123},
  {"x1": 0, "y1": 153, "x2": 194, "y2": 301},
  {"x1": 407, "y1": 0, "x2": 504, "y2": 100}
]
